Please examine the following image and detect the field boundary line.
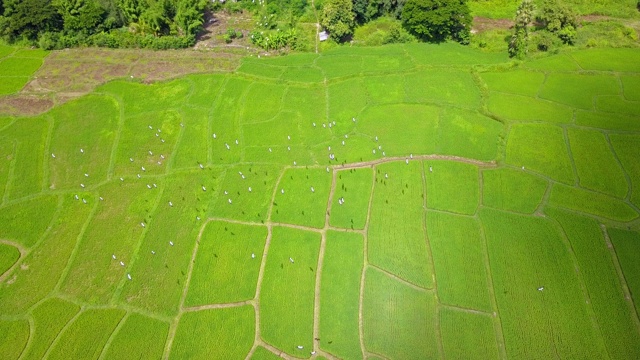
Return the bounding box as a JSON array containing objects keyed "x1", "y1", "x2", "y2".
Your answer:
[
  {"x1": 97, "y1": 312, "x2": 129, "y2": 360},
  {"x1": 41, "y1": 307, "x2": 83, "y2": 360},
  {"x1": 367, "y1": 264, "x2": 431, "y2": 293},
  {"x1": 18, "y1": 314, "x2": 35, "y2": 360},
  {"x1": 600, "y1": 225, "x2": 640, "y2": 333},
  {"x1": 604, "y1": 132, "x2": 633, "y2": 202},
  {"x1": 2, "y1": 140, "x2": 17, "y2": 204},
  {"x1": 0, "y1": 239, "x2": 27, "y2": 257},
  {"x1": 162, "y1": 216, "x2": 212, "y2": 360},
  {"x1": 476, "y1": 217, "x2": 508, "y2": 359},
  {"x1": 106, "y1": 94, "x2": 125, "y2": 180},
  {"x1": 207, "y1": 77, "x2": 230, "y2": 165},
  {"x1": 561, "y1": 126, "x2": 580, "y2": 187},
  {"x1": 183, "y1": 300, "x2": 253, "y2": 313},
  {"x1": 42, "y1": 115, "x2": 54, "y2": 193}
]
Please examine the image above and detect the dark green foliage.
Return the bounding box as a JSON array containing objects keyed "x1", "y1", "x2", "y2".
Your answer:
[
  {"x1": 1, "y1": 0, "x2": 63, "y2": 40},
  {"x1": 321, "y1": 0, "x2": 355, "y2": 40},
  {"x1": 508, "y1": 0, "x2": 535, "y2": 58},
  {"x1": 53, "y1": 0, "x2": 105, "y2": 33},
  {"x1": 401, "y1": 0, "x2": 471, "y2": 44},
  {"x1": 536, "y1": 0, "x2": 577, "y2": 44}
]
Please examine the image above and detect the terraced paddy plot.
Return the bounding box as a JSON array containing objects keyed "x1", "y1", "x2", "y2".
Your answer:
[
  {"x1": 621, "y1": 75, "x2": 640, "y2": 101},
  {"x1": 404, "y1": 70, "x2": 481, "y2": 108},
  {"x1": 524, "y1": 53, "x2": 581, "y2": 71},
  {"x1": 481, "y1": 168, "x2": 547, "y2": 213},
  {"x1": 487, "y1": 92, "x2": 573, "y2": 123},
  {"x1": 251, "y1": 346, "x2": 281, "y2": 359},
  {"x1": 426, "y1": 211, "x2": 492, "y2": 311},
  {"x1": 329, "y1": 168, "x2": 373, "y2": 229},
  {"x1": 506, "y1": 123, "x2": 574, "y2": 184},
  {"x1": 364, "y1": 74, "x2": 405, "y2": 104},
  {"x1": 22, "y1": 298, "x2": 80, "y2": 360},
  {"x1": 319, "y1": 231, "x2": 363, "y2": 359},
  {"x1": 49, "y1": 95, "x2": 119, "y2": 189},
  {"x1": 0, "y1": 49, "x2": 46, "y2": 95},
  {"x1": 211, "y1": 165, "x2": 279, "y2": 222},
  {"x1": 609, "y1": 134, "x2": 640, "y2": 207},
  {"x1": 435, "y1": 109, "x2": 502, "y2": 161},
  {"x1": 186, "y1": 220, "x2": 266, "y2": 306},
  {"x1": 210, "y1": 78, "x2": 250, "y2": 164},
  {"x1": 185, "y1": 73, "x2": 226, "y2": 108},
  {"x1": 271, "y1": 167, "x2": 332, "y2": 228},
  {"x1": 480, "y1": 70, "x2": 545, "y2": 97},
  {"x1": 549, "y1": 184, "x2": 638, "y2": 222},
  {"x1": 241, "y1": 82, "x2": 285, "y2": 124},
  {"x1": 425, "y1": 160, "x2": 479, "y2": 215},
  {"x1": 259, "y1": 226, "x2": 320, "y2": 355},
  {"x1": 596, "y1": 95, "x2": 640, "y2": 116},
  {"x1": 480, "y1": 209, "x2": 608, "y2": 359},
  {"x1": 47, "y1": 308, "x2": 125, "y2": 360},
  {"x1": 440, "y1": 308, "x2": 499, "y2": 360},
  {"x1": 172, "y1": 107, "x2": 211, "y2": 169},
  {"x1": 539, "y1": 73, "x2": 620, "y2": 110},
  {"x1": 99, "y1": 79, "x2": 191, "y2": 116},
  {"x1": 575, "y1": 110, "x2": 640, "y2": 131},
  {"x1": 316, "y1": 54, "x2": 363, "y2": 79},
  {"x1": 0, "y1": 243, "x2": 19, "y2": 275},
  {"x1": 608, "y1": 228, "x2": 640, "y2": 315},
  {"x1": 547, "y1": 208, "x2": 640, "y2": 359},
  {"x1": 119, "y1": 173, "x2": 219, "y2": 315},
  {"x1": 328, "y1": 78, "x2": 368, "y2": 124},
  {"x1": 0, "y1": 196, "x2": 91, "y2": 314},
  {"x1": 0, "y1": 319, "x2": 29, "y2": 360},
  {"x1": 103, "y1": 313, "x2": 169, "y2": 360},
  {"x1": 363, "y1": 267, "x2": 438, "y2": 359},
  {"x1": 0, "y1": 195, "x2": 58, "y2": 248},
  {"x1": 567, "y1": 127, "x2": 628, "y2": 198},
  {"x1": 358, "y1": 104, "x2": 439, "y2": 157},
  {"x1": 368, "y1": 161, "x2": 432, "y2": 288},
  {"x1": 570, "y1": 48, "x2": 640, "y2": 72}
]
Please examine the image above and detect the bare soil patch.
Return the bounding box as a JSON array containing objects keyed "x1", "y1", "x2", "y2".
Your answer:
[{"x1": 0, "y1": 95, "x2": 54, "y2": 116}]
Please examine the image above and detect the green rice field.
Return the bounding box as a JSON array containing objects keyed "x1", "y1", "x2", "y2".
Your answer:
[{"x1": 1, "y1": 42, "x2": 640, "y2": 359}]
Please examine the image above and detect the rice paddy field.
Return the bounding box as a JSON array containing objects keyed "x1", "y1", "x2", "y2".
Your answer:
[{"x1": 1, "y1": 42, "x2": 640, "y2": 359}]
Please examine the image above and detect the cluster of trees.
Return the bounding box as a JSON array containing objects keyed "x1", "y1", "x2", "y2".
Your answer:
[
  {"x1": 0, "y1": 0, "x2": 208, "y2": 49},
  {"x1": 321, "y1": 0, "x2": 471, "y2": 43}
]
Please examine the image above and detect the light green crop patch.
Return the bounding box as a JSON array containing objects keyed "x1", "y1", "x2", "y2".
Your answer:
[
  {"x1": 570, "y1": 48, "x2": 640, "y2": 72},
  {"x1": 47, "y1": 308, "x2": 125, "y2": 360},
  {"x1": 404, "y1": 70, "x2": 481, "y2": 108},
  {"x1": 260, "y1": 226, "x2": 320, "y2": 355},
  {"x1": 363, "y1": 267, "x2": 438, "y2": 359},
  {"x1": 185, "y1": 220, "x2": 266, "y2": 306},
  {"x1": 425, "y1": 160, "x2": 479, "y2": 215},
  {"x1": 575, "y1": 110, "x2": 640, "y2": 131},
  {"x1": 480, "y1": 70, "x2": 545, "y2": 97},
  {"x1": 171, "y1": 306, "x2": 255, "y2": 359},
  {"x1": 320, "y1": 231, "x2": 363, "y2": 359},
  {"x1": 487, "y1": 92, "x2": 573, "y2": 123},
  {"x1": 364, "y1": 74, "x2": 406, "y2": 105},
  {"x1": 540, "y1": 73, "x2": 620, "y2": 110},
  {"x1": 0, "y1": 243, "x2": 19, "y2": 276},
  {"x1": 482, "y1": 167, "x2": 547, "y2": 213},
  {"x1": 596, "y1": 95, "x2": 640, "y2": 116},
  {"x1": 368, "y1": 161, "x2": 433, "y2": 288},
  {"x1": 621, "y1": 75, "x2": 640, "y2": 102},
  {"x1": 506, "y1": 123, "x2": 574, "y2": 184},
  {"x1": 210, "y1": 78, "x2": 250, "y2": 164},
  {"x1": 316, "y1": 55, "x2": 363, "y2": 79},
  {"x1": 524, "y1": 53, "x2": 581, "y2": 71},
  {"x1": 240, "y1": 82, "x2": 286, "y2": 124},
  {"x1": 103, "y1": 313, "x2": 169, "y2": 360},
  {"x1": 271, "y1": 167, "x2": 332, "y2": 228},
  {"x1": 549, "y1": 184, "x2": 638, "y2": 222},
  {"x1": 0, "y1": 319, "x2": 30, "y2": 360},
  {"x1": 330, "y1": 168, "x2": 373, "y2": 229},
  {"x1": 328, "y1": 78, "x2": 368, "y2": 126},
  {"x1": 440, "y1": 308, "x2": 499, "y2": 360},
  {"x1": 22, "y1": 298, "x2": 80, "y2": 360},
  {"x1": 0, "y1": 195, "x2": 58, "y2": 248},
  {"x1": 609, "y1": 134, "x2": 640, "y2": 208},
  {"x1": 567, "y1": 127, "x2": 628, "y2": 198},
  {"x1": 237, "y1": 61, "x2": 285, "y2": 79},
  {"x1": 437, "y1": 109, "x2": 502, "y2": 161},
  {"x1": 427, "y1": 211, "x2": 492, "y2": 311},
  {"x1": 0, "y1": 57, "x2": 43, "y2": 77},
  {"x1": 608, "y1": 228, "x2": 640, "y2": 316},
  {"x1": 480, "y1": 208, "x2": 609, "y2": 359}
]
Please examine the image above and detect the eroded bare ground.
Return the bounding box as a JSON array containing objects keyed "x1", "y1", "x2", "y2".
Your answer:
[{"x1": 1, "y1": 44, "x2": 253, "y2": 117}]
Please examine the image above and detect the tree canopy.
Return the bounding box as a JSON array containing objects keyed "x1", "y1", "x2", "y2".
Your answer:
[
  {"x1": 401, "y1": 0, "x2": 471, "y2": 44},
  {"x1": 320, "y1": 0, "x2": 355, "y2": 41}
]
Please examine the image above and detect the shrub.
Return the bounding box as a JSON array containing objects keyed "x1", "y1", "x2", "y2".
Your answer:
[{"x1": 320, "y1": 0, "x2": 355, "y2": 41}]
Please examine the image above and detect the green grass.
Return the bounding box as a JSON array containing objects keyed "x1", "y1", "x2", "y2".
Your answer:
[
  {"x1": 487, "y1": 92, "x2": 574, "y2": 123},
  {"x1": 171, "y1": 306, "x2": 255, "y2": 359},
  {"x1": 539, "y1": 73, "x2": 620, "y2": 110},
  {"x1": 436, "y1": 109, "x2": 503, "y2": 161},
  {"x1": 570, "y1": 48, "x2": 640, "y2": 72},
  {"x1": 480, "y1": 70, "x2": 545, "y2": 97},
  {"x1": 0, "y1": 319, "x2": 29, "y2": 360},
  {"x1": 549, "y1": 183, "x2": 638, "y2": 222},
  {"x1": 185, "y1": 220, "x2": 266, "y2": 306},
  {"x1": 48, "y1": 94, "x2": 119, "y2": 190},
  {"x1": 426, "y1": 211, "x2": 492, "y2": 311},
  {"x1": 47, "y1": 308, "x2": 125, "y2": 360},
  {"x1": 403, "y1": 42, "x2": 507, "y2": 65},
  {"x1": 621, "y1": 75, "x2": 640, "y2": 101},
  {"x1": 363, "y1": 267, "x2": 438, "y2": 359},
  {"x1": 364, "y1": 74, "x2": 405, "y2": 105},
  {"x1": 172, "y1": 107, "x2": 210, "y2": 169},
  {"x1": 0, "y1": 243, "x2": 20, "y2": 275},
  {"x1": 575, "y1": 110, "x2": 640, "y2": 131},
  {"x1": 237, "y1": 61, "x2": 285, "y2": 79},
  {"x1": 608, "y1": 228, "x2": 640, "y2": 316},
  {"x1": 99, "y1": 79, "x2": 191, "y2": 116},
  {"x1": 22, "y1": 298, "x2": 80, "y2": 360},
  {"x1": 609, "y1": 134, "x2": 640, "y2": 208},
  {"x1": 547, "y1": 208, "x2": 640, "y2": 360},
  {"x1": 440, "y1": 308, "x2": 499, "y2": 360},
  {"x1": 330, "y1": 168, "x2": 373, "y2": 229},
  {"x1": 596, "y1": 95, "x2": 640, "y2": 116},
  {"x1": 241, "y1": 82, "x2": 286, "y2": 124},
  {"x1": 469, "y1": 0, "x2": 518, "y2": 18},
  {"x1": 0, "y1": 196, "x2": 91, "y2": 315},
  {"x1": 118, "y1": 172, "x2": 219, "y2": 315},
  {"x1": 0, "y1": 195, "x2": 58, "y2": 248},
  {"x1": 0, "y1": 76, "x2": 29, "y2": 95},
  {"x1": 404, "y1": 70, "x2": 481, "y2": 108},
  {"x1": 271, "y1": 167, "x2": 332, "y2": 228},
  {"x1": 425, "y1": 160, "x2": 479, "y2": 215},
  {"x1": 524, "y1": 53, "x2": 581, "y2": 71},
  {"x1": 260, "y1": 226, "x2": 320, "y2": 355},
  {"x1": 319, "y1": 231, "x2": 363, "y2": 359},
  {"x1": 368, "y1": 161, "x2": 433, "y2": 289},
  {"x1": 481, "y1": 167, "x2": 547, "y2": 213},
  {"x1": 506, "y1": 123, "x2": 574, "y2": 184},
  {"x1": 328, "y1": 78, "x2": 368, "y2": 126},
  {"x1": 186, "y1": 73, "x2": 226, "y2": 108},
  {"x1": 103, "y1": 313, "x2": 169, "y2": 360},
  {"x1": 281, "y1": 66, "x2": 325, "y2": 83},
  {"x1": 480, "y1": 208, "x2": 609, "y2": 359},
  {"x1": 250, "y1": 346, "x2": 281, "y2": 359},
  {"x1": 0, "y1": 57, "x2": 43, "y2": 77},
  {"x1": 316, "y1": 54, "x2": 363, "y2": 79},
  {"x1": 209, "y1": 78, "x2": 249, "y2": 164},
  {"x1": 567, "y1": 127, "x2": 628, "y2": 198}
]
